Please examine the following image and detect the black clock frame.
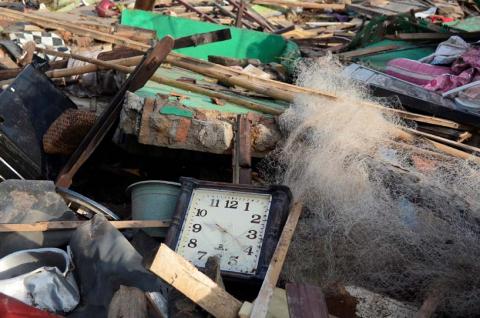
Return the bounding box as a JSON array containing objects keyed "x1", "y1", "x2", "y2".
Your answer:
[{"x1": 164, "y1": 177, "x2": 293, "y2": 281}]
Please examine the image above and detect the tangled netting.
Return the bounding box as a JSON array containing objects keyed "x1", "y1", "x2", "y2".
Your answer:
[{"x1": 265, "y1": 57, "x2": 480, "y2": 316}]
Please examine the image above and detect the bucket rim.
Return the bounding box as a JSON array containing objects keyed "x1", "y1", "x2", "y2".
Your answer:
[{"x1": 126, "y1": 180, "x2": 181, "y2": 197}]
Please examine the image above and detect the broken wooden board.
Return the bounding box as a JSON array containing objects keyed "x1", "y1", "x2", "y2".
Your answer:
[
  {"x1": 149, "y1": 244, "x2": 243, "y2": 318},
  {"x1": 337, "y1": 44, "x2": 401, "y2": 59}
]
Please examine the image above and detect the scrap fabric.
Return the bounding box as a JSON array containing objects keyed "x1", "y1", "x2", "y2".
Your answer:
[
  {"x1": 425, "y1": 48, "x2": 480, "y2": 92},
  {"x1": 9, "y1": 31, "x2": 70, "y2": 61}
]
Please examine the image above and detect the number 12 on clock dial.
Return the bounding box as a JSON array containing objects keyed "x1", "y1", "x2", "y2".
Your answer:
[{"x1": 175, "y1": 188, "x2": 272, "y2": 275}]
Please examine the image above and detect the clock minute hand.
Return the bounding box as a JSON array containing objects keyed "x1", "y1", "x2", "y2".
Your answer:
[{"x1": 215, "y1": 223, "x2": 244, "y2": 248}]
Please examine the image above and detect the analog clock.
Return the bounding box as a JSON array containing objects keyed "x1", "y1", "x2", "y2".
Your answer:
[{"x1": 165, "y1": 177, "x2": 292, "y2": 281}]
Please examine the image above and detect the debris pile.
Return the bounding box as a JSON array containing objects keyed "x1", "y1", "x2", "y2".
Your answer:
[{"x1": 0, "y1": 0, "x2": 478, "y2": 317}]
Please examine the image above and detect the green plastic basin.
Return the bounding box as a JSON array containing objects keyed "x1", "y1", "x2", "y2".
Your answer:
[{"x1": 127, "y1": 180, "x2": 181, "y2": 237}]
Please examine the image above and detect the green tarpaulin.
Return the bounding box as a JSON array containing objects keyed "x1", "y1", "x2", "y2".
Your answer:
[{"x1": 121, "y1": 9, "x2": 299, "y2": 65}]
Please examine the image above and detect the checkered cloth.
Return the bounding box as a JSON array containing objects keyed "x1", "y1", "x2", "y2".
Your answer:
[{"x1": 9, "y1": 31, "x2": 70, "y2": 61}]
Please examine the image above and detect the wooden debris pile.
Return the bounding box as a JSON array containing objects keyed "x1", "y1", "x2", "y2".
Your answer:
[{"x1": 0, "y1": 1, "x2": 479, "y2": 317}]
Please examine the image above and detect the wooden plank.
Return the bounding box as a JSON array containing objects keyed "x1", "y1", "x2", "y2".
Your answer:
[
  {"x1": 337, "y1": 44, "x2": 401, "y2": 59},
  {"x1": 250, "y1": 202, "x2": 303, "y2": 318},
  {"x1": 286, "y1": 283, "x2": 329, "y2": 318},
  {"x1": 149, "y1": 244, "x2": 243, "y2": 318},
  {"x1": 252, "y1": 0, "x2": 345, "y2": 10},
  {"x1": 0, "y1": 220, "x2": 171, "y2": 232},
  {"x1": 396, "y1": 128, "x2": 480, "y2": 164},
  {"x1": 405, "y1": 127, "x2": 480, "y2": 155}
]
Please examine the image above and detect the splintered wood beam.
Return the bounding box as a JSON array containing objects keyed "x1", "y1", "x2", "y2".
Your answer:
[
  {"x1": 250, "y1": 202, "x2": 303, "y2": 318},
  {"x1": 0, "y1": 220, "x2": 171, "y2": 232},
  {"x1": 336, "y1": 44, "x2": 402, "y2": 59},
  {"x1": 149, "y1": 244, "x2": 243, "y2": 318}
]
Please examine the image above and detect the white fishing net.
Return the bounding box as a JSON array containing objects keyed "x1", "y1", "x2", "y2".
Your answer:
[{"x1": 265, "y1": 57, "x2": 480, "y2": 316}]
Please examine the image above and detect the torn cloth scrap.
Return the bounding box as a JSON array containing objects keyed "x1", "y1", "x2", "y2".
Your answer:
[{"x1": 425, "y1": 48, "x2": 480, "y2": 93}]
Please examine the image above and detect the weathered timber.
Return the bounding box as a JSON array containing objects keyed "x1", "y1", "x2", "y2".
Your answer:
[{"x1": 150, "y1": 244, "x2": 243, "y2": 318}]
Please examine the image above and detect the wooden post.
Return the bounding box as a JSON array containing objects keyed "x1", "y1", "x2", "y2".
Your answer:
[{"x1": 233, "y1": 114, "x2": 252, "y2": 184}]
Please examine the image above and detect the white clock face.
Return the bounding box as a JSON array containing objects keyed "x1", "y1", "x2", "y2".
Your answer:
[{"x1": 175, "y1": 188, "x2": 272, "y2": 275}]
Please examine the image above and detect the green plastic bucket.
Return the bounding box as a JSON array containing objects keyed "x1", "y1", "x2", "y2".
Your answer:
[{"x1": 126, "y1": 180, "x2": 181, "y2": 237}]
